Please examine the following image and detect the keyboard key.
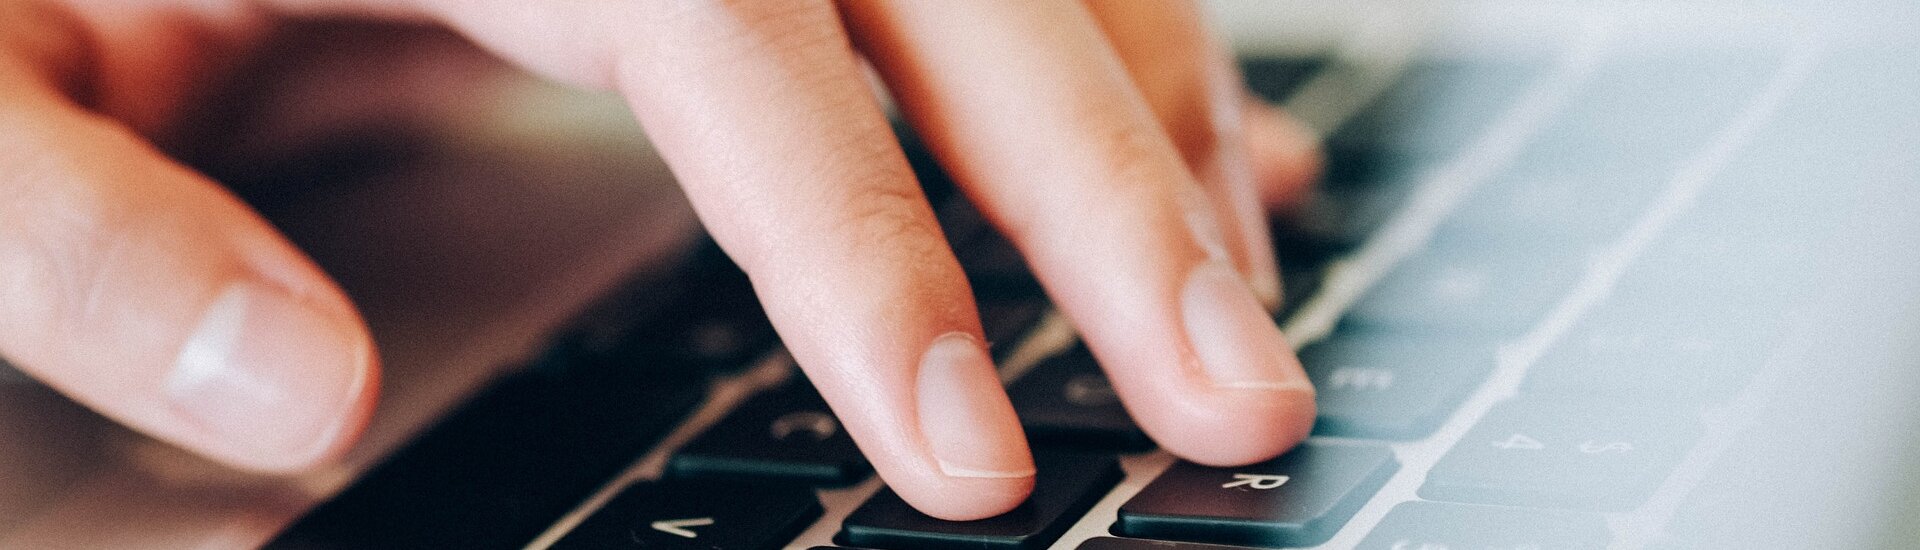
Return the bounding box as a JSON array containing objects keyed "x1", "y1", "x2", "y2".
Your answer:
[
  {"x1": 1612, "y1": 213, "x2": 1825, "y2": 321},
  {"x1": 269, "y1": 366, "x2": 706, "y2": 549},
  {"x1": 1356, "y1": 501, "x2": 1610, "y2": 550},
  {"x1": 1241, "y1": 56, "x2": 1329, "y2": 103},
  {"x1": 978, "y1": 293, "x2": 1050, "y2": 360},
  {"x1": 1439, "y1": 162, "x2": 1666, "y2": 249},
  {"x1": 1524, "y1": 305, "x2": 1781, "y2": 405},
  {"x1": 1273, "y1": 231, "x2": 1339, "y2": 304},
  {"x1": 637, "y1": 259, "x2": 780, "y2": 374},
  {"x1": 1079, "y1": 537, "x2": 1269, "y2": 549},
  {"x1": 669, "y1": 380, "x2": 871, "y2": 486},
  {"x1": 552, "y1": 480, "x2": 820, "y2": 549},
  {"x1": 1300, "y1": 333, "x2": 1494, "y2": 439},
  {"x1": 838, "y1": 453, "x2": 1122, "y2": 550},
  {"x1": 1513, "y1": 55, "x2": 1780, "y2": 174},
  {"x1": 1008, "y1": 348, "x2": 1151, "y2": 451},
  {"x1": 1421, "y1": 399, "x2": 1701, "y2": 511},
  {"x1": 1332, "y1": 60, "x2": 1545, "y2": 159},
  {"x1": 1343, "y1": 240, "x2": 1584, "y2": 335},
  {"x1": 1115, "y1": 442, "x2": 1398, "y2": 547},
  {"x1": 930, "y1": 179, "x2": 1044, "y2": 296},
  {"x1": 547, "y1": 246, "x2": 778, "y2": 375},
  {"x1": 1277, "y1": 182, "x2": 1418, "y2": 250}
]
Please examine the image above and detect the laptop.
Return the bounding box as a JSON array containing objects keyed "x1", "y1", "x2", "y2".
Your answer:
[{"x1": 3, "y1": 0, "x2": 1918, "y2": 548}]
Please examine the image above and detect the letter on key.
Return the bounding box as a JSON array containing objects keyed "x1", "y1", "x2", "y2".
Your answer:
[{"x1": 1117, "y1": 442, "x2": 1398, "y2": 547}]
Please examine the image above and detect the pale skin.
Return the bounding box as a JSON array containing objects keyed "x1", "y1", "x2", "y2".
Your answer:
[{"x1": 0, "y1": 0, "x2": 1323, "y2": 521}]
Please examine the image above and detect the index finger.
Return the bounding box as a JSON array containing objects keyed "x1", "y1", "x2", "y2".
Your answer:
[{"x1": 407, "y1": 0, "x2": 1038, "y2": 521}]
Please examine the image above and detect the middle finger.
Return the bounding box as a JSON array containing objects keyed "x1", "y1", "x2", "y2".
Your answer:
[{"x1": 841, "y1": 0, "x2": 1315, "y2": 467}]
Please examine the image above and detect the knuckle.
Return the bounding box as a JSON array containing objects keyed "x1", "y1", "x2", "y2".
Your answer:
[
  {"x1": 836, "y1": 178, "x2": 943, "y2": 264},
  {"x1": 1091, "y1": 121, "x2": 1178, "y2": 192},
  {"x1": 0, "y1": 117, "x2": 169, "y2": 351},
  {"x1": 643, "y1": 0, "x2": 841, "y2": 54},
  {"x1": 0, "y1": 171, "x2": 124, "y2": 348}
]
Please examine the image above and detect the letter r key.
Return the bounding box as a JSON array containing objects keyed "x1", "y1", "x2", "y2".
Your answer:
[{"x1": 1222, "y1": 473, "x2": 1291, "y2": 490}]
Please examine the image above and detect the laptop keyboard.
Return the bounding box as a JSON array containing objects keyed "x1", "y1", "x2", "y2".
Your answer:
[{"x1": 269, "y1": 29, "x2": 1822, "y2": 549}]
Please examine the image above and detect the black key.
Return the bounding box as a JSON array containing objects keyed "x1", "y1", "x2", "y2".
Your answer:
[
  {"x1": 1421, "y1": 399, "x2": 1702, "y2": 511},
  {"x1": 955, "y1": 229, "x2": 1043, "y2": 295},
  {"x1": 669, "y1": 380, "x2": 871, "y2": 486},
  {"x1": 1357, "y1": 501, "x2": 1610, "y2": 550},
  {"x1": 268, "y1": 365, "x2": 706, "y2": 549},
  {"x1": 1116, "y1": 442, "x2": 1398, "y2": 547},
  {"x1": 1007, "y1": 348, "x2": 1151, "y2": 451},
  {"x1": 1241, "y1": 56, "x2": 1329, "y2": 103},
  {"x1": 1301, "y1": 333, "x2": 1494, "y2": 439},
  {"x1": 978, "y1": 293, "x2": 1050, "y2": 360},
  {"x1": 547, "y1": 245, "x2": 778, "y2": 375},
  {"x1": 1272, "y1": 182, "x2": 1415, "y2": 251},
  {"x1": 1331, "y1": 60, "x2": 1545, "y2": 159},
  {"x1": 552, "y1": 480, "x2": 821, "y2": 550},
  {"x1": 838, "y1": 453, "x2": 1122, "y2": 550},
  {"x1": 1079, "y1": 537, "x2": 1269, "y2": 549},
  {"x1": 928, "y1": 174, "x2": 1044, "y2": 297},
  {"x1": 636, "y1": 257, "x2": 780, "y2": 374}
]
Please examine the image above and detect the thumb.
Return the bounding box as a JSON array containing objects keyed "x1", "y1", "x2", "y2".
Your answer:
[{"x1": 0, "y1": 62, "x2": 377, "y2": 473}]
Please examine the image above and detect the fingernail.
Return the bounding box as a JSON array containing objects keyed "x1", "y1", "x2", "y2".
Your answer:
[
  {"x1": 166, "y1": 281, "x2": 370, "y2": 469},
  {"x1": 917, "y1": 332, "x2": 1035, "y2": 479},
  {"x1": 1181, "y1": 261, "x2": 1312, "y2": 391},
  {"x1": 1250, "y1": 265, "x2": 1283, "y2": 311}
]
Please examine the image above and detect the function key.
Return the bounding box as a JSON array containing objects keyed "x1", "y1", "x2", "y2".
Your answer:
[
  {"x1": 1300, "y1": 333, "x2": 1494, "y2": 439},
  {"x1": 669, "y1": 380, "x2": 871, "y2": 487},
  {"x1": 1116, "y1": 442, "x2": 1398, "y2": 547},
  {"x1": 1008, "y1": 348, "x2": 1151, "y2": 451},
  {"x1": 1356, "y1": 501, "x2": 1610, "y2": 550},
  {"x1": 551, "y1": 480, "x2": 820, "y2": 549},
  {"x1": 1421, "y1": 399, "x2": 1701, "y2": 511},
  {"x1": 838, "y1": 453, "x2": 1122, "y2": 550}
]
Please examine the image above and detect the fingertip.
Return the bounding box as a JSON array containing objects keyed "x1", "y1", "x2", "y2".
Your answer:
[
  {"x1": 166, "y1": 280, "x2": 380, "y2": 474},
  {"x1": 890, "y1": 332, "x2": 1036, "y2": 521},
  {"x1": 1162, "y1": 386, "x2": 1315, "y2": 467},
  {"x1": 1244, "y1": 98, "x2": 1324, "y2": 212},
  {"x1": 894, "y1": 471, "x2": 1037, "y2": 522}
]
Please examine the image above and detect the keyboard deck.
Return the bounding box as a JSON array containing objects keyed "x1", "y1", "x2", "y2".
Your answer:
[{"x1": 267, "y1": 18, "x2": 1836, "y2": 550}]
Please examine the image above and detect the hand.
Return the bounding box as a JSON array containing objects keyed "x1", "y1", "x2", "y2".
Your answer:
[{"x1": 0, "y1": 0, "x2": 1321, "y2": 520}]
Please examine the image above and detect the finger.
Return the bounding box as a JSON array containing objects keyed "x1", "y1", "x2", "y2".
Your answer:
[
  {"x1": 413, "y1": 0, "x2": 1037, "y2": 520},
  {"x1": 618, "y1": 2, "x2": 1036, "y2": 520},
  {"x1": 1082, "y1": 0, "x2": 1316, "y2": 307},
  {"x1": 841, "y1": 0, "x2": 1315, "y2": 467},
  {"x1": 0, "y1": 53, "x2": 377, "y2": 472},
  {"x1": 1244, "y1": 96, "x2": 1324, "y2": 213}
]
